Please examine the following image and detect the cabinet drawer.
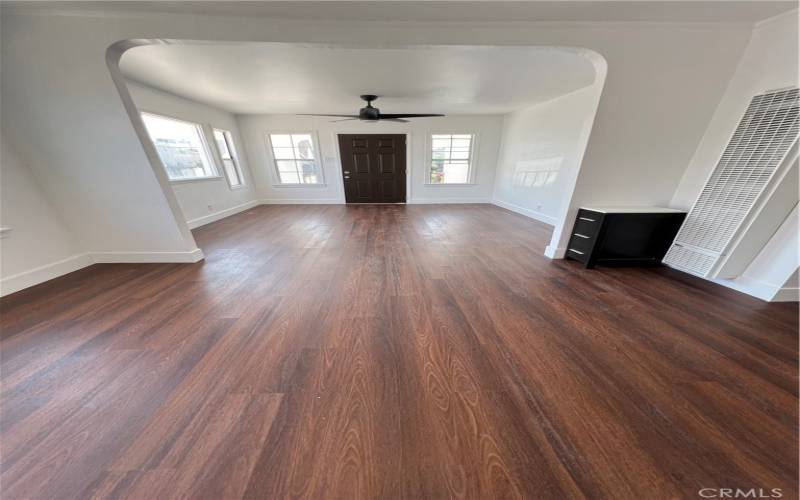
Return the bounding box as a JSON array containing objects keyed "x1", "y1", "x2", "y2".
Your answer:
[
  {"x1": 568, "y1": 232, "x2": 595, "y2": 254},
  {"x1": 573, "y1": 210, "x2": 602, "y2": 238},
  {"x1": 566, "y1": 247, "x2": 589, "y2": 263}
]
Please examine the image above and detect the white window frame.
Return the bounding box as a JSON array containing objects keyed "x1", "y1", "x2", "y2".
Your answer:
[
  {"x1": 140, "y1": 112, "x2": 221, "y2": 183},
  {"x1": 212, "y1": 128, "x2": 246, "y2": 189},
  {"x1": 265, "y1": 131, "x2": 326, "y2": 186},
  {"x1": 426, "y1": 132, "x2": 479, "y2": 185}
]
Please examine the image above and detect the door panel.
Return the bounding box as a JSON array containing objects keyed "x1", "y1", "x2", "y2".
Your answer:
[
  {"x1": 356, "y1": 180, "x2": 372, "y2": 199},
  {"x1": 379, "y1": 153, "x2": 396, "y2": 174},
  {"x1": 353, "y1": 153, "x2": 370, "y2": 174},
  {"x1": 338, "y1": 134, "x2": 406, "y2": 203}
]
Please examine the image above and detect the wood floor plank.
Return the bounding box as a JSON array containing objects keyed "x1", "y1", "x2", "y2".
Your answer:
[{"x1": 1, "y1": 204, "x2": 796, "y2": 499}]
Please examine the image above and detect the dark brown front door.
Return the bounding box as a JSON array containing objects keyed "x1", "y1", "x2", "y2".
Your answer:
[{"x1": 338, "y1": 134, "x2": 406, "y2": 203}]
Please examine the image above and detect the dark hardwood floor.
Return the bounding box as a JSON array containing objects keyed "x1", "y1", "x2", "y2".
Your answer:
[{"x1": 1, "y1": 204, "x2": 797, "y2": 499}]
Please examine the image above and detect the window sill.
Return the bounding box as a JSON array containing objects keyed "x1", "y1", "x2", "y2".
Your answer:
[
  {"x1": 271, "y1": 183, "x2": 327, "y2": 188},
  {"x1": 423, "y1": 182, "x2": 477, "y2": 187},
  {"x1": 169, "y1": 176, "x2": 224, "y2": 185},
  {"x1": 228, "y1": 184, "x2": 247, "y2": 191}
]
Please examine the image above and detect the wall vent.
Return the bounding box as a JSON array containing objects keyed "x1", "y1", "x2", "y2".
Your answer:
[{"x1": 664, "y1": 87, "x2": 799, "y2": 277}]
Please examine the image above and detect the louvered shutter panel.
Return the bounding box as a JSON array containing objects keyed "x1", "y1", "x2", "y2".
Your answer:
[{"x1": 664, "y1": 87, "x2": 800, "y2": 277}]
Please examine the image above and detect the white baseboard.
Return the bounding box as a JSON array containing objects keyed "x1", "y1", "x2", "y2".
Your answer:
[
  {"x1": 0, "y1": 253, "x2": 93, "y2": 297},
  {"x1": 260, "y1": 198, "x2": 343, "y2": 205},
  {"x1": 408, "y1": 198, "x2": 491, "y2": 204},
  {"x1": 492, "y1": 199, "x2": 557, "y2": 226},
  {"x1": 544, "y1": 245, "x2": 567, "y2": 259},
  {"x1": 186, "y1": 200, "x2": 260, "y2": 229},
  {"x1": 1, "y1": 248, "x2": 205, "y2": 297},
  {"x1": 90, "y1": 248, "x2": 204, "y2": 264},
  {"x1": 711, "y1": 274, "x2": 799, "y2": 302},
  {"x1": 772, "y1": 286, "x2": 800, "y2": 302}
]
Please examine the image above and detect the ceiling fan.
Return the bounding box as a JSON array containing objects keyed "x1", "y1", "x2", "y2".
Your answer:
[{"x1": 298, "y1": 95, "x2": 445, "y2": 123}]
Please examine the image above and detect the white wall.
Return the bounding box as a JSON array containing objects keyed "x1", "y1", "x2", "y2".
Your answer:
[
  {"x1": 1, "y1": 12, "x2": 201, "y2": 261},
  {"x1": 238, "y1": 114, "x2": 503, "y2": 204},
  {"x1": 0, "y1": 137, "x2": 90, "y2": 295},
  {"x1": 671, "y1": 11, "x2": 799, "y2": 209},
  {"x1": 668, "y1": 11, "x2": 799, "y2": 301},
  {"x1": 714, "y1": 205, "x2": 800, "y2": 302},
  {"x1": 1, "y1": 6, "x2": 759, "y2": 294},
  {"x1": 126, "y1": 82, "x2": 258, "y2": 227},
  {"x1": 544, "y1": 24, "x2": 752, "y2": 257},
  {"x1": 492, "y1": 86, "x2": 600, "y2": 225}
]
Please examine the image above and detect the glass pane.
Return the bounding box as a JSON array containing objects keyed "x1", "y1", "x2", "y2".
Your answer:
[
  {"x1": 431, "y1": 138, "x2": 451, "y2": 151},
  {"x1": 452, "y1": 134, "x2": 472, "y2": 140},
  {"x1": 270, "y1": 134, "x2": 292, "y2": 148},
  {"x1": 273, "y1": 147, "x2": 296, "y2": 160},
  {"x1": 452, "y1": 138, "x2": 472, "y2": 149},
  {"x1": 214, "y1": 130, "x2": 232, "y2": 160},
  {"x1": 292, "y1": 135, "x2": 315, "y2": 160},
  {"x1": 276, "y1": 160, "x2": 297, "y2": 172},
  {"x1": 450, "y1": 150, "x2": 470, "y2": 160},
  {"x1": 142, "y1": 113, "x2": 217, "y2": 180},
  {"x1": 279, "y1": 171, "x2": 300, "y2": 184},
  {"x1": 430, "y1": 160, "x2": 445, "y2": 183},
  {"x1": 223, "y1": 160, "x2": 241, "y2": 186},
  {"x1": 298, "y1": 161, "x2": 321, "y2": 184},
  {"x1": 442, "y1": 161, "x2": 470, "y2": 184}
]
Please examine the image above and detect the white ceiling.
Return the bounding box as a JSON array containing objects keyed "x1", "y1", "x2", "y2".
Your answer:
[
  {"x1": 121, "y1": 44, "x2": 599, "y2": 115},
  {"x1": 7, "y1": 1, "x2": 797, "y2": 23}
]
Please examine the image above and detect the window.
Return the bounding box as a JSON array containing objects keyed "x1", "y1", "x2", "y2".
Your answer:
[
  {"x1": 213, "y1": 129, "x2": 244, "y2": 188},
  {"x1": 267, "y1": 133, "x2": 323, "y2": 185},
  {"x1": 429, "y1": 134, "x2": 475, "y2": 184},
  {"x1": 141, "y1": 113, "x2": 218, "y2": 181}
]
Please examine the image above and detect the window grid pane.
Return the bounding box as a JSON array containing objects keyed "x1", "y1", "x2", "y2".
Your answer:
[
  {"x1": 214, "y1": 129, "x2": 243, "y2": 187},
  {"x1": 430, "y1": 134, "x2": 473, "y2": 184},
  {"x1": 224, "y1": 134, "x2": 243, "y2": 186},
  {"x1": 270, "y1": 133, "x2": 322, "y2": 184},
  {"x1": 142, "y1": 113, "x2": 218, "y2": 181}
]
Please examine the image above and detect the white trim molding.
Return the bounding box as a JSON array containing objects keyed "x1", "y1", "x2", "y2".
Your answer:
[
  {"x1": 408, "y1": 198, "x2": 491, "y2": 204},
  {"x1": 711, "y1": 275, "x2": 800, "y2": 303},
  {"x1": 1, "y1": 248, "x2": 205, "y2": 297},
  {"x1": 186, "y1": 200, "x2": 260, "y2": 229},
  {"x1": 544, "y1": 245, "x2": 567, "y2": 259},
  {"x1": 0, "y1": 253, "x2": 94, "y2": 297},
  {"x1": 260, "y1": 198, "x2": 343, "y2": 205},
  {"x1": 90, "y1": 248, "x2": 204, "y2": 264},
  {"x1": 492, "y1": 199, "x2": 558, "y2": 226}
]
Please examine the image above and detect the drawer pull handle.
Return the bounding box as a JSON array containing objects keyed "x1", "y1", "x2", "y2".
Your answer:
[
  {"x1": 568, "y1": 249, "x2": 585, "y2": 255},
  {"x1": 578, "y1": 217, "x2": 596, "y2": 222},
  {"x1": 574, "y1": 233, "x2": 590, "y2": 239}
]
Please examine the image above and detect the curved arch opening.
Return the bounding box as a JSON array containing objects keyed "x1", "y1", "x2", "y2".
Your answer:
[{"x1": 107, "y1": 39, "x2": 607, "y2": 257}]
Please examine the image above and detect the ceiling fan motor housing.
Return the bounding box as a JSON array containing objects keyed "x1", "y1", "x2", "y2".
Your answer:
[
  {"x1": 359, "y1": 95, "x2": 380, "y2": 120},
  {"x1": 296, "y1": 94, "x2": 442, "y2": 121}
]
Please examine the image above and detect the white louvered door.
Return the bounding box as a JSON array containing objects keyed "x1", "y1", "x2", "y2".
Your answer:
[{"x1": 664, "y1": 87, "x2": 800, "y2": 277}]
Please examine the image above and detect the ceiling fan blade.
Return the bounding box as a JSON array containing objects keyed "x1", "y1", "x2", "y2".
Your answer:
[
  {"x1": 331, "y1": 118, "x2": 359, "y2": 122},
  {"x1": 380, "y1": 113, "x2": 445, "y2": 119},
  {"x1": 381, "y1": 118, "x2": 410, "y2": 123},
  {"x1": 296, "y1": 114, "x2": 360, "y2": 118}
]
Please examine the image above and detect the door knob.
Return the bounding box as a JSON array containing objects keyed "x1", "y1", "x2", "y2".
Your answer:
[
  {"x1": 344, "y1": 176, "x2": 350, "y2": 179},
  {"x1": 343, "y1": 171, "x2": 350, "y2": 174}
]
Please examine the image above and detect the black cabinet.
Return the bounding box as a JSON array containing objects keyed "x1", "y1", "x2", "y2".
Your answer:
[{"x1": 566, "y1": 207, "x2": 687, "y2": 268}]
